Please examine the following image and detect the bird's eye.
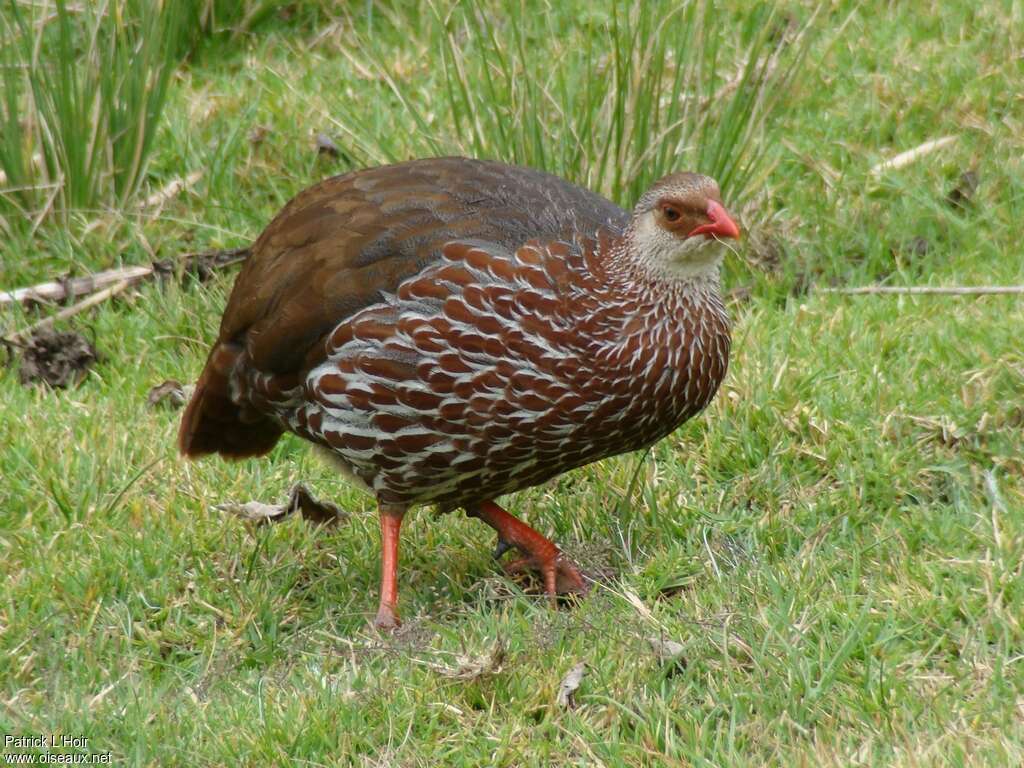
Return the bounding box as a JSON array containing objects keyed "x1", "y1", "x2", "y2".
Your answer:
[{"x1": 662, "y1": 205, "x2": 680, "y2": 222}]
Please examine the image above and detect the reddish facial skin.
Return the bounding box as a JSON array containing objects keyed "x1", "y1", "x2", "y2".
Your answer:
[{"x1": 656, "y1": 195, "x2": 741, "y2": 242}]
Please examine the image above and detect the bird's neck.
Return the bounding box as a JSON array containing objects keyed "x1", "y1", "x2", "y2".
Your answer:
[
  {"x1": 568, "y1": 230, "x2": 730, "y2": 368},
  {"x1": 568, "y1": 231, "x2": 732, "y2": 437},
  {"x1": 598, "y1": 228, "x2": 727, "y2": 311}
]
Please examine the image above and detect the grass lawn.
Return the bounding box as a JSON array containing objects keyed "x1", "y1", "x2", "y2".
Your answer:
[{"x1": 1, "y1": 1, "x2": 1022, "y2": 765}]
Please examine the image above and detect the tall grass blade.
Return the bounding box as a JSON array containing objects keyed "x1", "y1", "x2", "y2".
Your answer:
[
  {"x1": 331, "y1": 0, "x2": 815, "y2": 211},
  {"x1": 0, "y1": 0, "x2": 226, "y2": 234}
]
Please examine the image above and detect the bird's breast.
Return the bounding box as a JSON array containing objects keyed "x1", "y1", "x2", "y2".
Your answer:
[{"x1": 245, "y1": 237, "x2": 730, "y2": 507}]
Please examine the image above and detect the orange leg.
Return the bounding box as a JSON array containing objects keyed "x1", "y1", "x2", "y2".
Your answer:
[
  {"x1": 374, "y1": 505, "x2": 405, "y2": 631},
  {"x1": 467, "y1": 500, "x2": 588, "y2": 596}
]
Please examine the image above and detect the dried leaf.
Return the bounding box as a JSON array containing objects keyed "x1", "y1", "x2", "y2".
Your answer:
[
  {"x1": 289, "y1": 484, "x2": 347, "y2": 526},
  {"x1": 647, "y1": 636, "x2": 686, "y2": 661},
  {"x1": 947, "y1": 169, "x2": 979, "y2": 209},
  {"x1": 146, "y1": 379, "x2": 194, "y2": 409},
  {"x1": 315, "y1": 132, "x2": 341, "y2": 158},
  {"x1": 215, "y1": 499, "x2": 291, "y2": 524},
  {"x1": 647, "y1": 636, "x2": 687, "y2": 673},
  {"x1": 215, "y1": 484, "x2": 348, "y2": 527},
  {"x1": 556, "y1": 661, "x2": 586, "y2": 709}
]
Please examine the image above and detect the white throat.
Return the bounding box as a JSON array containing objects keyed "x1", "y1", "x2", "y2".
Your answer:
[{"x1": 628, "y1": 214, "x2": 727, "y2": 283}]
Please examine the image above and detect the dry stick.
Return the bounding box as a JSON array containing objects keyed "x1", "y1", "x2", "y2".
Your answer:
[
  {"x1": 0, "y1": 247, "x2": 250, "y2": 307},
  {"x1": 0, "y1": 265, "x2": 154, "y2": 306},
  {"x1": 5, "y1": 279, "x2": 134, "y2": 346},
  {"x1": 870, "y1": 136, "x2": 957, "y2": 176},
  {"x1": 823, "y1": 285, "x2": 1024, "y2": 296},
  {"x1": 1, "y1": 247, "x2": 250, "y2": 349},
  {"x1": 141, "y1": 170, "x2": 203, "y2": 209}
]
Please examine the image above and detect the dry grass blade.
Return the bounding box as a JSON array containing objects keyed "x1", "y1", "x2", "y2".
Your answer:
[
  {"x1": 421, "y1": 640, "x2": 506, "y2": 681},
  {"x1": 823, "y1": 285, "x2": 1024, "y2": 295}
]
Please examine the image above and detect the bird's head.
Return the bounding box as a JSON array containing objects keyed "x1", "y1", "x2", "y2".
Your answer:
[{"x1": 628, "y1": 172, "x2": 740, "y2": 281}]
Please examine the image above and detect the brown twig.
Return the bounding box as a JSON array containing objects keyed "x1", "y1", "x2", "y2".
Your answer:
[
  {"x1": 822, "y1": 285, "x2": 1024, "y2": 296},
  {"x1": 1, "y1": 247, "x2": 249, "y2": 307},
  {"x1": 0, "y1": 265, "x2": 154, "y2": 306},
  {"x1": 5, "y1": 279, "x2": 133, "y2": 345},
  {"x1": 1, "y1": 247, "x2": 250, "y2": 346}
]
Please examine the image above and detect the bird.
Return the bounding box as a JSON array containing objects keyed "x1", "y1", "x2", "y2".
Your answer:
[{"x1": 179, "y1": 156, "x2": 740, "y2": 630}]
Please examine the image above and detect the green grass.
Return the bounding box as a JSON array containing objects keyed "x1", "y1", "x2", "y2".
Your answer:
[
  {"x1": 0, "y1": 0, "x2": 184, "y2": 230},
  {"x1": 2, "y1": 0, "x2": 1023, "y2": 765},
  {"x1": 0, "y1": 0, "x2": 293, "y2": 236}
]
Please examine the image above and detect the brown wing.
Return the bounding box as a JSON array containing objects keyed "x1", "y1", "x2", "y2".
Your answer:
[{"x1": 179, "y1": 157, "x2": 627, "y2": 459}]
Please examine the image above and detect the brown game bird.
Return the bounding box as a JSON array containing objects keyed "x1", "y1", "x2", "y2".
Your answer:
[{"x1": 180, "y1": 157, "x2": 739, "y2": 629}]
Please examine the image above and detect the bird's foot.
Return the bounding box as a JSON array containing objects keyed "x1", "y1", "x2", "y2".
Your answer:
[
  {"x1": 503, "y1": 552, "x2": 589, "y2": 596},
  {"x1": 373, "y1": 603, "x2": 401, "y2": 632},
  {"x1": 469, "y1": 500, "x2": 589, "y2": 598}
]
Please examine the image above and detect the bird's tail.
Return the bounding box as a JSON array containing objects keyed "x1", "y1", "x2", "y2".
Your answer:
[{"x1": 178, "y1": 342, "x2": 283, "y2": 459}]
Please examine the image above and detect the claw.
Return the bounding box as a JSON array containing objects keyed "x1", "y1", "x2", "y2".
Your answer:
[{"x1": 493, "y1": 537, "x2": 514, "y2": 560}]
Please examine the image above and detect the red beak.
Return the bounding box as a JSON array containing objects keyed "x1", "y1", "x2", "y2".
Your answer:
[{"x1": 688, "y1": 200, "x2": 740, "y2": 240}]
